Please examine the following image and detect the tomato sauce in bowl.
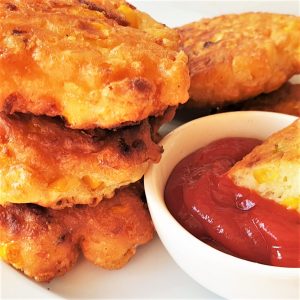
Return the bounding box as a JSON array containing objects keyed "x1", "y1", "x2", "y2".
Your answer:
[{"x1": 165, "y1": 137, "x2": 300, "y2": 267}]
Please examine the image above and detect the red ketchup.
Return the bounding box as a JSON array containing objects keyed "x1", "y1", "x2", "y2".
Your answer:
[{"x1": 165, "y1": 137, "x2": 300, "y2": 267}]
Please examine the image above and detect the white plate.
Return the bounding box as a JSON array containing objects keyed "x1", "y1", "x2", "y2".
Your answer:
[{"x1": 1, "y1": 1, "x2": 299, "y2": 299}]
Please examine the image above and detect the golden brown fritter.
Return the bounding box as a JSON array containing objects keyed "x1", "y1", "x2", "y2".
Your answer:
[
  {"x1": 178, "y1": 13, "x2": 300, "y2": 108},
  {"x1": 0, "y1": 184, "x2": 154, "y2": 282},
  {"x1": 0, "y1": 0, "x2": 189, "y2": 129},
  {"x1": 228, "y1": 119, "x2": 300, "y2": 211},
  {"x1": 240, "y1": 83, "x2": 300, "y2": 116},
  {"x1": 0, "y1": 112, "x2": 162, "y2": 208}
]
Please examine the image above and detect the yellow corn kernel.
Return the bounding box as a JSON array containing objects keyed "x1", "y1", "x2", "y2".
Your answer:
[
  {"x1": 90, "y1": 21, "x2": 107, "y2": 32},
  {"x1": 82, "y1": 175, "x2": 104, "y2": 190},
  {"x1": 0, "y1": 242, "x2": 23, "y2": 267},
  {"x1": 0, "y1": 244, "x2": 7, "y2": 260},
  {"x1": 253, "y1": 168, "x2": 278, "y2": 184},
  {"x1": 281, "y1": 197, "x2": 300, "y2": 211},
  {"x1": 211, "y1": 32, "x2": 224, "y2": 43},
  {"x1": 117, "y1": 4, "x2": 139, "y2": 28},
  {"x1": 49, "y1": 177, "x2": 72, "y2": 192}
]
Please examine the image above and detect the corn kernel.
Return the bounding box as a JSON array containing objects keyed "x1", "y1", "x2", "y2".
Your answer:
[
  {"x1": 253, "y1": 168, "x2": 278, "y2": 184},
  {"x1": 82, "y1": 175, "x2": 104, "y2": 190},
  {"x1": 50, "y1": 177, "x2": 71, "y2": 192},
  {"x1": 117, "y1": 4, "x2": 139, "y2": 28},
  {"x1": 281, "y1": 197, "x2": 300, "y2": 211},
  {"x1": 0, "y1": 243, "x2": 7, "y2": 260},
  {"x1": 211, "y1": 32, "x2": 224, "y2": 43}
]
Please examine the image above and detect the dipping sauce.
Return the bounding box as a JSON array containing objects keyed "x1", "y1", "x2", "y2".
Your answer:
[{"x1": 165, "y1": 138, "x2": 300, "y2": 267}]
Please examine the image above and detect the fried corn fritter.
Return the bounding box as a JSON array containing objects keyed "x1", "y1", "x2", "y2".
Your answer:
[
  {"x1": 0, "y1": 113, "x2": 162, "y2": 208},
  {"x1": 178, "y1": 13, "x2": 300, "y2": 108},
  {"x1": 0, "y1": 185, "x2": 154, "y2": 282},
  {"x1": 0, "y1": 0, "x2": 189, "y2": 129},
  {"x1": 240, "y1": 83, "x2": 300, "y2": 116},
  {"x1": 228, "y1": 119, "x2": 300, "y2": 212}
]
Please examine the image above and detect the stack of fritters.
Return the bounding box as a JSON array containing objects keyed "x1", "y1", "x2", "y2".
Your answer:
[{"x1": 0, "y1": 0, "x2": 189, "y2": 281}]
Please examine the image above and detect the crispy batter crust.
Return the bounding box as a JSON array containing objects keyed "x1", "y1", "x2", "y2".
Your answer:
[
  {"x1": 0, "y1": 0, "x2": 189, "y2": 129},
  {"x1": 240, "y1": 83, "x2": 300, "y2": 116},
  {"x1": 0, "y1": 185, "x2": 154, "y2": 282},
  {"x1": 0, "y1": 112, "x2": 162, "y2": 208},
  {"x1": 228, "y1": 119, "x2": 300, "y2": 211},
  {"x1": 178, "y1": 13, "x2": 300, "y2": 107}
]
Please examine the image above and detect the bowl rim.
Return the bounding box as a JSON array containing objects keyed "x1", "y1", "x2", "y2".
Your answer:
[{"x1": 145, "y1": 111, "x2": 299, "y2": 276}]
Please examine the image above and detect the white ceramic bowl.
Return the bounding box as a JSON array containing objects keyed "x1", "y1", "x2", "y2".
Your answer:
[{"x1": 144, "y1": 111, "x2": 299, "y2": 299}]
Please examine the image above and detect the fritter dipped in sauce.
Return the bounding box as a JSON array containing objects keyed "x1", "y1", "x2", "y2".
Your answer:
[{"x1": 165, "y1": 121, "x2": 300, "y2": 267}]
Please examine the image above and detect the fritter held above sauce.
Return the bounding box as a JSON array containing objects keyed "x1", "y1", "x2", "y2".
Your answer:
[
  {"x1": 0, "y1": 113, "x2": 162, "y2": 208},
  {"x1": 0, "y1": 0, "x2": 189, "y2": 129},
  {"x1": 178, "y1": 13, "x2": 300, "y2": 108},
  {"x1": 0, "y1": 185, "x2": 154, "y2": 282},
  {"x1": 228, "y1": 119, "x2": 300, "y2": 211}
]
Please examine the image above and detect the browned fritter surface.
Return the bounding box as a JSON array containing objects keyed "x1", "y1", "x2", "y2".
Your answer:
[
  {"x1": 240, "y1": 83, "x2": 300, "y2": 116},
  {"x1": 0, "y1": 0, "x2": 189, "y2": 129},
  {"x1": 178, "y1": 13, "x2": 300, "y2": 108},
  {"x1": 0, "y1": 112, "x2": 162, "y2": 208},
  {"x1": 0, "y1": 185, "x2": 154, "y2": 282}
]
